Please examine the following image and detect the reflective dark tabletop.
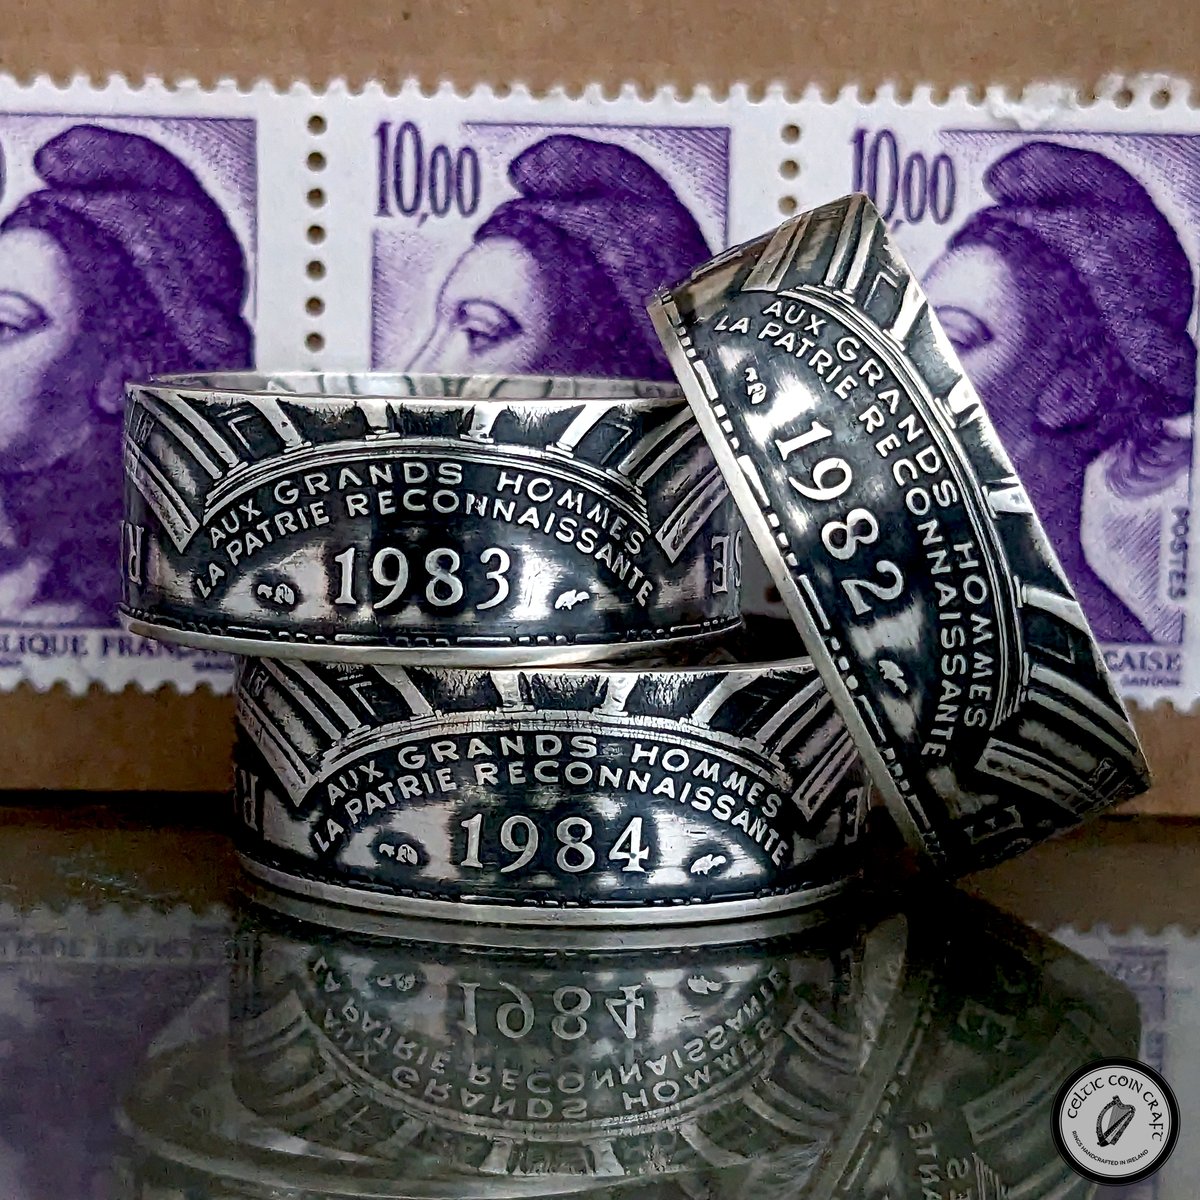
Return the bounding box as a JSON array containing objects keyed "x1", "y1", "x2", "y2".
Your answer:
[{"x1": 0, "y1": 798, "x2": 1194, "y2": 1199}]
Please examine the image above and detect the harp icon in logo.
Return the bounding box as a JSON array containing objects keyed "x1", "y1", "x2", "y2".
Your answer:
[
  {"x1": 1053, "y1": 1057, "x2": 1179, "y2": 1185},
  {"x1": 1096, "y1": 1095, "x2": 1136, "y2": 1147}
]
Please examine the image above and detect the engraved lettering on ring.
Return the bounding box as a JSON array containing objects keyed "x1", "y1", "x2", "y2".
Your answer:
[
  {"x1": 121, "y1": 372, "x2": 743, "y2": 664},
  {"x1": 231, "y1": 647, "x2": 867, "y2": 925},
  {"x1": 649, "y1": 196, "x2": 1151, "y2": 874}
]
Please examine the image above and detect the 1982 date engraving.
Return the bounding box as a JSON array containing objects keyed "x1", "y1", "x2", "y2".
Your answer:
[{"x1": 651, "y1": 195, "x2": 1150, "y2": 873}]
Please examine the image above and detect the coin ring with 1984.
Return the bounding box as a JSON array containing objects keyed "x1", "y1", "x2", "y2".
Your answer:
[
  {"x1": 121, "y1": 372, "x2": 744, "y2": 665},
  {"x1": 231, "y1": 643, "x2": 868, "y2": 926},
  {"x1": 648, "y1": 195, "x2": 1151, "y2": 875}
]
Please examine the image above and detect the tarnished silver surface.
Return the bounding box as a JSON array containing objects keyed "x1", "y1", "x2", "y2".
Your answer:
[
  {"x1": 231, "y1": 632, "x2": 868, "y2": 925},
  {"x1": 121, "y1": 372, "x2": 742, "y2": 665},
  {"x1": 650, "y1": 195, "x2": 1151, "y2": 875}
]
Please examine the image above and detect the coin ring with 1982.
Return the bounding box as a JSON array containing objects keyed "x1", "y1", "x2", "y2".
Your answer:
[
  {"x1": 649, "y1": 195, "x2": 1151, "y2": 875},
  {"x1": 231, "y1": 643, "x2": 868, "y2": 927},
  {"x1": 121, "y1": 372, "x2": 743, "y2": 665}
]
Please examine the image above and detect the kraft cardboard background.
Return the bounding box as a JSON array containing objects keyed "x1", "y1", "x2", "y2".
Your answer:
[{"x1": 1, "y1": 0, "x2": 1197, "y2": 801}]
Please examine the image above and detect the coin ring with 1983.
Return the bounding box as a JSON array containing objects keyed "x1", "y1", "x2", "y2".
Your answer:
[
  {"x1": 649, "y1": 195, "x2": 1151, "y2": 875},
  {"x1": 121, "y1": 372, "x2": 743, "y2": 665},
  {"x1": 231, "y1": 643, "x2": 868, "y2": 926}
]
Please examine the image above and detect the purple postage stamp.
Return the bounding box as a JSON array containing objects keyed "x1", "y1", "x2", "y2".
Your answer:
[
  {"x1": 370, "y1": 119, "x2": 727, "y2": 378},
  {"x1": 10, "y1": 76, "x2": 1200, "y2": 702},
  {"x1": 0, "y1": 77, "x2": 312, "y2": 693},
  {"x1": 0, "y1": 80, "x2": 798, "y2": 692},
  {"x1": 319, "y1": 84, "x2": 794, "y2": 381},
  {"x1": 321, "y1": 84, "x2": 787, "y2": 376},
  {"x1": 797, "y1": 79, "x2": 1200, "y2": 707}
]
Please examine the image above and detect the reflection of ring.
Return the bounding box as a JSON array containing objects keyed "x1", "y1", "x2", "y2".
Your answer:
[
  {"x1": 231, "y1": 634, "x2": 868, "y2": 927},
  {"x1": 649, "y1": 195, "x2": 1151, "y2": 875},
  {"x1": 118, "y1": 1041, "x2": 622, "y2": 1200},
  {"x1": 805, "y1": 891, "x2": 1140, "y2": 1199},
  {"x1": 121, "y1": 372, "x2": 743, "y2": 665},
  {"x1": 230, "y1": 902, "x2": 860, "y2": 1182},
  {"x1": 112, "y1": 893, "x2": 1141, "y2": 1199}
]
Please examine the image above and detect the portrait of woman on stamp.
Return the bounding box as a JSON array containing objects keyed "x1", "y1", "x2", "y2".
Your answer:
[
  {"x1": 0, "y1": 123, "x2": 252, "y2": 626},
  {"x1": 408, "y1": 133, "x2": 713, "y2": 382},
  {"x1": 925, "y1": 140, "x2": 1196, "y2": 644}
]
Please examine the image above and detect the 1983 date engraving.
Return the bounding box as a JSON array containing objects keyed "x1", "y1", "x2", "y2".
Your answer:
[{"x1": 122, "y1": 373, "x2": 742, "y2": 664}]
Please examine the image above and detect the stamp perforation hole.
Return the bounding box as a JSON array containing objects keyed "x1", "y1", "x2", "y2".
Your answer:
[
  {"x1": 779, "y1": 125, "x2": 801, "y2": 216},
  {"x1": 305, "y1": 111, "x2": 328, "y2": 361}
]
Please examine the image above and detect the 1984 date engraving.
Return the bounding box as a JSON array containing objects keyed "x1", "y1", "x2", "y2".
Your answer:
[
  {"x1": 231, "y1": 653, "x2": 865, "y2": 922},
  {"x1": 458, "y1": 812, "x2": 651, "y2": 875}
]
